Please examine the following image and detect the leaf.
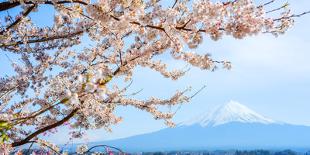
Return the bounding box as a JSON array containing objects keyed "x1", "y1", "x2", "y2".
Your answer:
[
  {"x1": 0, "y1": 132, "x2": 9, "y2": 143},
  {"x1": 13, "y1": 113, "x2": 19, "y2": 118},
  {"x1": 0, "y1": 121, "x2": 9, "y2": 129}
]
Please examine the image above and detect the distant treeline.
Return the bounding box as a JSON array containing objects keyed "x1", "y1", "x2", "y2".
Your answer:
[{"x1": 140, "y1": 150, "x2": 310, "y2": 155}]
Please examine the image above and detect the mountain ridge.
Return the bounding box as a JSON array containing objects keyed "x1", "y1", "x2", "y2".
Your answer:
[
  {"x1": 90, "y1": 122, "x2": 310, "y2": 152},
  {"x1": 180, "y1": 100, "x2": 277, "y2": 127},
  {"x1": 80, "y1": 101, "x2": 310, "y2": 152}
]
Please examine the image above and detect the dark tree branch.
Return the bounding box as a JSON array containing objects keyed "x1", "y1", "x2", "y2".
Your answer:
[
  {"x1": 172, "y1": 0, "x2": 178, "y2": 8},
  {"x1": 223, "y1": 0, "x2": 237, "y2": 6},
  {"x1": 11, "y1": 108, "x2": 78, "y2": 147},
  {"x1": 0, "y1": 4, "x2": 36, "y2": 35},
  {"x1": 261, "y1": 0, "x2": 276, "y2": 7},
  {"x1": 0, "y1": 0, "x2": 87, "y2": 12},
  {"x1": 0, "y1": 1, "x2": 19, "y2": 11},
  {"x1": 273, "y1": 11, "x2": 310, "y2": 21}
]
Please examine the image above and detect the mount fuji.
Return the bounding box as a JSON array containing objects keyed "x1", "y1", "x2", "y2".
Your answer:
[
  {"x1": 180, "y1": 100, "x2": 276, "y2": 127},
  {"x1": 90, "y1": 101, "x2": 310, "y2": 151}
]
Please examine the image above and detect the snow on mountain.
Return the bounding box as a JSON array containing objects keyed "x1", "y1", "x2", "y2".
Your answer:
[
  {"x1": 181, "y1": 100, "x2": 276, "y2": 127},
  {"x1": 88, "y1": 100, "x2": 310, "y2": 151}
]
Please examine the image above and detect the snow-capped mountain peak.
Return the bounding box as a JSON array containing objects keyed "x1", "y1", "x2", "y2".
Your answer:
[{"x1": 181, "y1": 100, "x2": 276, "y2": 127}]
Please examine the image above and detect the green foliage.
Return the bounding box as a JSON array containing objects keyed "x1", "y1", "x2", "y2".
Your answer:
[{"x1": 0, "y1": 120, "x2": 11, "y2": 144}]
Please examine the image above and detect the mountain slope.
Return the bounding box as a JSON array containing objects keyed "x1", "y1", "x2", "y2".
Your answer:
[
  {"x1": 98, "y1": 123, "x2": 310, "y2": 151},
  {"x1": 89, "y1": 101, "x2": 310, "y2": 151},
  {"x1": 181, "y1": 101, "x2": 276, "y2": 127}
]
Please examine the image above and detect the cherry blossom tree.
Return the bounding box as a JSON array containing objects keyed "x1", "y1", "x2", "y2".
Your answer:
[{"x1": 0, "y1": 0, "x2": 308, "y2": 153}]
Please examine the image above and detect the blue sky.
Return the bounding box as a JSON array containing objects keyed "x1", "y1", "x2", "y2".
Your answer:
[{"x1": 1, "y1": 0, "x2": 310, "y2": 145}]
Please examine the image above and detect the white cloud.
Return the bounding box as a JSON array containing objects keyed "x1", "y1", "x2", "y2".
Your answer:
[{"x1": 227, "y1": 35, "x2": 310, "y2": 76}]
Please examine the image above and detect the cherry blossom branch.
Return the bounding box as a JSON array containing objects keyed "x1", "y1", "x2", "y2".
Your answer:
[
  {"x1": 11, "y1": 102, "x2": 62, "y2": 122},
  {"x1": 273, "y1": 11, "x2": 310, "y2": 21},
  {"x1": 9, "y1": 48, "x2": 148, "y2": 147},
  {"x1": 0, "y1": 4, "x2": 36, "y2": 35},
  {"x1": 0, "y1": 29, "x2": 85, "y2": 47},
  {"x1": 0, "y1": 1, "x2": 309, "y2": 153},
  {"x1": 171, "y1": 0, "x2": 178, "y2": 8},
  {"x1": 25, "y1": 140, "x2": 61, "y2": 155},
  {"x1": 190, "y1": 85, "x2": 206, "y2": 99},
  {"x1": 261, "y1": 0, "x2": 276, "y2": 7},
  {"x1": 3, "y1": 6, "x2": 308, "y2": 50},
  {"x1": 266, "y1": 2, "x2": 288, "y2": 14},
  {"x1": 0, "y1": 0, "x2": 88, "y2": 12},
  {"x1": 223, "y1": 0, "x2": 237, "y2": 6},
  {"x1": 112, "y1": 15, "x2": 221, "y2": 33},
  {"x1": 11, "y1": 108, "x2": 78, "y2": 147}
]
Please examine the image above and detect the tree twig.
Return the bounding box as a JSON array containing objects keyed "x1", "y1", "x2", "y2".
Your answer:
[{"x1": 0, "y1": 4, "x2": 36, "y2": 35}]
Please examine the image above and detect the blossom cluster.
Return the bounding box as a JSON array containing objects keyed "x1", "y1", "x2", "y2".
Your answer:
[{"x1": 76, "y1": 144, "x2": 88, "y2": 154}]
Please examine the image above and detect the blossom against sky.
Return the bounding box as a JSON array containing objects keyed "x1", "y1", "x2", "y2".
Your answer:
[
  {"x1": 40, "y1": 1, "x2": 310, "y2": 144},
  {"x1": 1, "y1": 0, "x2": 309, "y2": 145}
]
